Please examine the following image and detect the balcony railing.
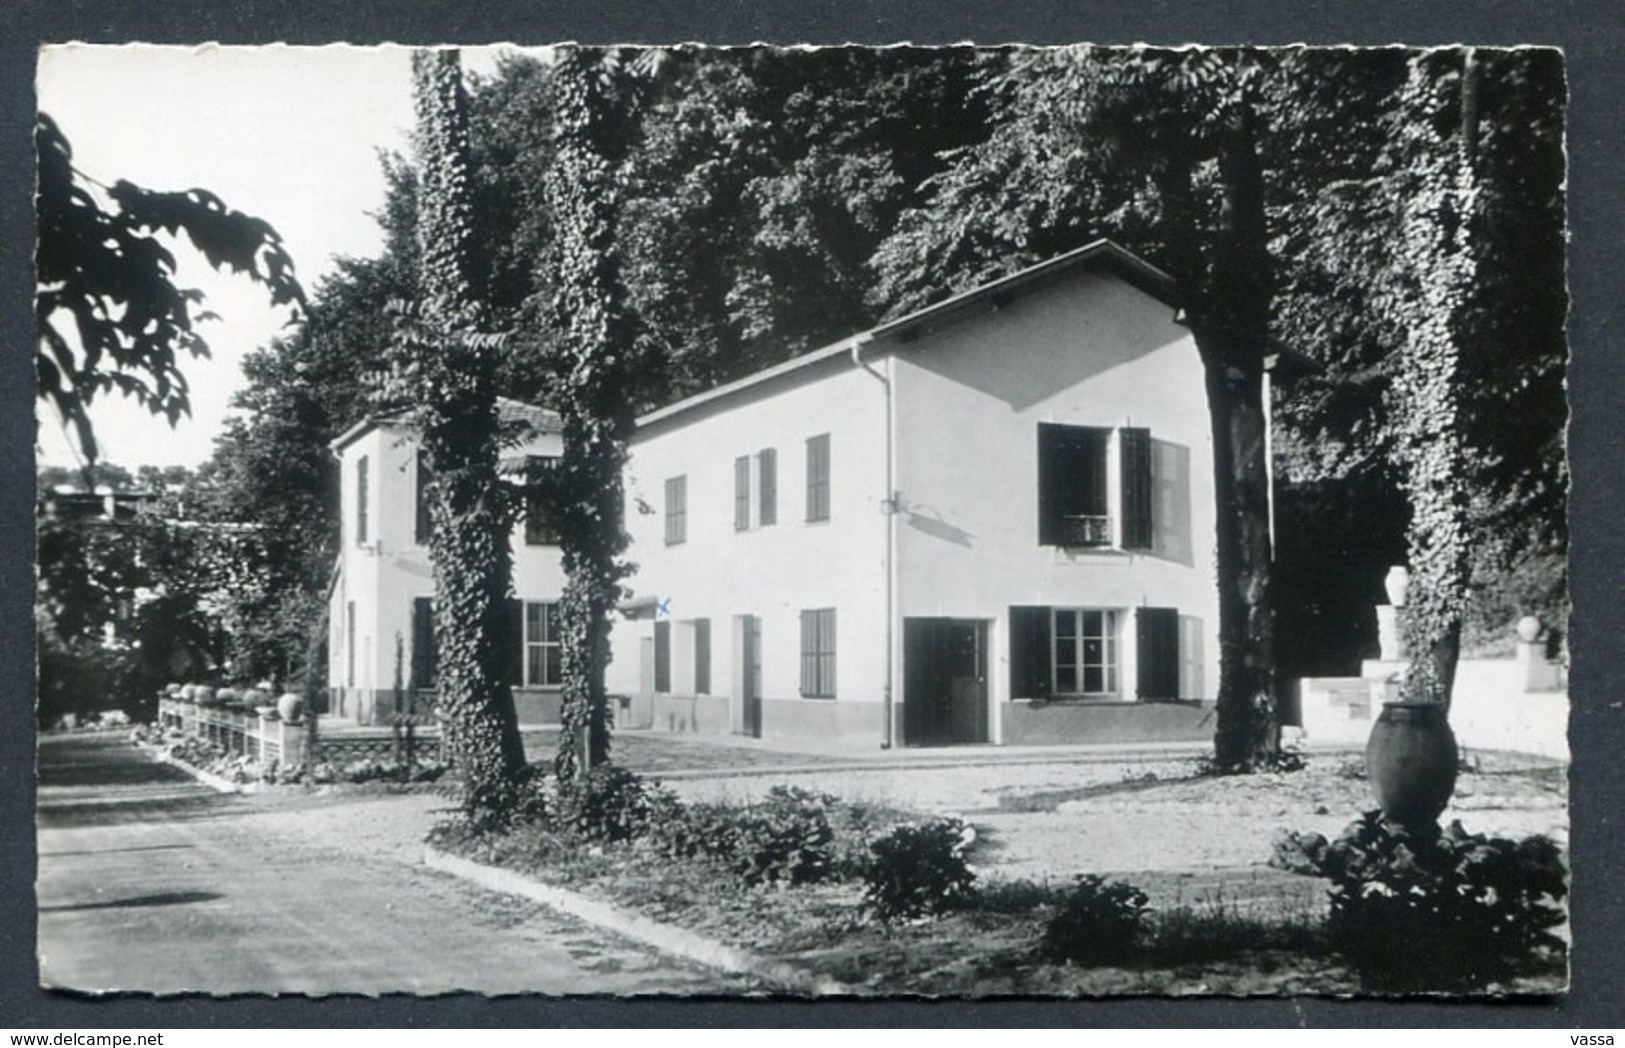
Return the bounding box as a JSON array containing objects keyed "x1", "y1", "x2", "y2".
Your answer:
[{"x1": 1060, "y1": 514, "x2": 1112, "y2": 548}]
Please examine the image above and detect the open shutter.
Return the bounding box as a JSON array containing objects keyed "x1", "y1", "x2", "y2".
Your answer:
[
  {"x1": 758, "y1": 448, "x2": 777, "y2": 526},
  {"x1": 410, "y1": 597, "x2": 436, "y2": 689},
  {"x1": 1136, "y1": 606, "x2": 1180, "y2": 700},
  {"x1": 1120, "y1": 427, "x2": 1153, "y2": 550},
  {"x1": 1037, "y1": 426, "x2": 1062, "y2": 545},
  {"x1": 734, "y1": 456, "x2": 751, "y2": 530},
  {"x1": 1009, "y1": 606, "x2": 1053, "y2": 700}
]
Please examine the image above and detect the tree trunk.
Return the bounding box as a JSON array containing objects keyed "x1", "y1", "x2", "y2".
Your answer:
[{"x1": 410, "y1": 49, "x2": 527, "y2": 824}]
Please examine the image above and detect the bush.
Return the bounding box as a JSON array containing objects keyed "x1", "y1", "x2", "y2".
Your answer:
[
  {"x1": 1307, "y1": 811, "x2": 1568, "y2": 991},
  {"x1": 863, "y1": 817, "x2": 978, "y2": 921},
  {"x1": 730, "y1": 786, "x2": 839, "y2": 886},
  {"x1": 555, "y1": 764, "x2": 659, "y2": 843},
  {"x1": 1040, "y1": 875, "x2": 1150, "y2": 966}
]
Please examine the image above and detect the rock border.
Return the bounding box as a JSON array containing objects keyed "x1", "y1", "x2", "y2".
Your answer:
[
  {"x1": 151, "y1": 748, "x2": 248, "y2": 795},
  {"x1": 422, "y1": 845, "x2": 858, "y2": 996}
]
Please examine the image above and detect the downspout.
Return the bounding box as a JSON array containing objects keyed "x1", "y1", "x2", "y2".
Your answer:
[{"x1": 850, "y1": 333, "x2": 896, "y2": 748}]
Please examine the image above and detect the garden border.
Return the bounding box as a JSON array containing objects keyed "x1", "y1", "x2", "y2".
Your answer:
[{"x1": 421, "y1": 845, "x2": 860, "y2": 996}]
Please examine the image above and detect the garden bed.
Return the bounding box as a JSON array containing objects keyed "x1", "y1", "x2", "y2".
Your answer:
[{"x1": 426, "y1": 754, "x2": 1568, "y2": 997}]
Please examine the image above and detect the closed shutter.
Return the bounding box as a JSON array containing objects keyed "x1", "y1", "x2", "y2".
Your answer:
[
  {"x1": 1037, "y1": 427, "x2": 1063, "y2": 545},
  {"x1": 654, "y1": 621, "x2": 672, "y2": 693},
  {"x1": 734, "y1": 456, "x2": 751, "y2": 530},
  {"x1": 1136, "y1": 607, "x2": 1181, "y2": 700},
  {"x1": 1009, "y1": 606, "x2": 1053, "y2": 700},
  {"x1": 758, "y1": 448, "x2": 777, "y2": 525},
  {"x1": 1120, "y1": 427, "x2": 1153, "y2": 550},
  {"x1": 694, "y1": 618, "x2": 711, "y2": 695},
  {"x1": 410, "y1": 597, "x2": 436, "y2": 689},
  {"x1": 500, "y1": 599, "x2": 524, "y2": 687}
]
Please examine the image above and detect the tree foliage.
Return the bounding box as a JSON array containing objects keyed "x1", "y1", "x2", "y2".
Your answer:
[{"x1": 35, "y1": 113, "x2": 305, "y2": 470}]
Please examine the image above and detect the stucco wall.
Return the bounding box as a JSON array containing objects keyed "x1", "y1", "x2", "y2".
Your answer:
[
  {"x1": 890, "y1": 271, "x2": 1222, "y2": 731},
  {"x1": 606, "y1": 359, "x2": 892, "y2": 741},
  {"x1": 329, "y1": 422, "x2": 567, "y2": 724}
]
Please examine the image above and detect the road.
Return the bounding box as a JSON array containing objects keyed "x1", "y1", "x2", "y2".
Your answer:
[{"x1": 35, "y1": 733, "x2": 751, "y2": 995}]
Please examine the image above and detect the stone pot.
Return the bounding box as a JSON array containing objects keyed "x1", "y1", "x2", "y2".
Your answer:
[
  {"x1": 1366, "y1": 701, "x2": 1458, "y2": 828},
  {"x1": 1383, "y1": 565, "x2": 1411, "y2": 608},
  {"x1": 276, "y1": 692, "x2": 305, "y2": 724},
  {"x1": 1516, "y1": 615, "x2": 1543, "y2": 643}
]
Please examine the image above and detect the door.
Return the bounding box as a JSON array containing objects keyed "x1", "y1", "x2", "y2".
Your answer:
[
  {"x1": 903, "y1": 618, "x2": 989, "y2": 745},
  {"x1": 733, "y1": 615, "x2": 762, "y2": 737}
]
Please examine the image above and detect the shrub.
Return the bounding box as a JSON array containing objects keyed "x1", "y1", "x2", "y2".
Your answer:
[
  {"x1": 730, "y1": 786, "x2": 839, "y2": 885},
  {"x1": 1040, "y1": 874, "x2": 1150, "y2": 965},
  {"x1": 1307, "y1": 811, "x2": 1568, "y2": 991},
  {"x1": 555, "y1": 764, "x2": 659, "y2": 843},
  {"x1": 863, "y1": 817, "x2": 978, "y2": 921}
]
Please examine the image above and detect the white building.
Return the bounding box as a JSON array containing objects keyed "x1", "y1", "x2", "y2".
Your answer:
[
  {"x1": 608, "y1": 240, "x2": 1227, "y2": 748},
  {"x1": 330, "y1": 240, "x2": 1253, "y2": 747},
  {"x1": 327, "y1": 399, "x2": 567, "y2": 725}
]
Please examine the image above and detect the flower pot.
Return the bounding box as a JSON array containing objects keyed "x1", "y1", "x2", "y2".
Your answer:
[
  {"x1": 276, "y1": 693, "x2": 305, "y2": 724},
  {"x1": 1516, "y1": 615, "x2": 1543, "y2": 643},
  {"x1": 1365, "y1": 701, "x2": 1458, "y2": 828},
  {"x1": 256, "y1": 705, "x2": 280, "y2": 722}
]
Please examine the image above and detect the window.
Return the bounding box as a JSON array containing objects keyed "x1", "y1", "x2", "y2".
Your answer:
[
  {"x1": 525, "y1": 456, "x2": 561, "y2": 546},
  {"x1": 1036, "y1": 424, "x2": 1154, "y2": 550},
  {"x1": 805, "y1": 434, "x2": 830, "y2": 522},
  {"x1": 356, "y1": 455, "x2": 370, "y2": 544},
  {"x1": 1052, "y1": 609, "x2": 1119, "y2": 696},
  {"x1": 414, "y1": 452, "x2": 434, "y2": 545},
  {"x1": 734, "y1": 456, "x2": 751, "y2": 531},
  {"x1": 758, "y1": 448, "x2": 777, "y2": 526},
  {"x1": 799, "y1": 608, "x2": 837, "y2": 698},
  {"x1": 524, "y1": 602, "x2": 562, "y2": 688},
  {"x1": 654, "y1": 620, "x2": 671, "y2": 693},
  {"x1": 664, "y1": 476, "x2": 687, "y2": 545},
  {"x1": 410, "y1": 597, "x2": 437, "y2": 688},
  {"x1": 694, "y1": 618, "x2": 711, "y2": 695}
]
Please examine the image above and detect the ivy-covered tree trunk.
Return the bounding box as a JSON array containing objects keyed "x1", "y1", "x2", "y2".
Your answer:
[
  {"x1": 1393, "y1": 51, "x2": 1479, "y2": 713},
  {"x1": 406, "y1": 49, "x2": 527, "y2": 825},
  {"x1": 544, "y1": 48, "x2": 638, "y2": 782}
]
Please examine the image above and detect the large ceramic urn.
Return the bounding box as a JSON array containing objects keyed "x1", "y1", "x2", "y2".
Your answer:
[{"x1": 1365, "y1": 701, "x2": 1459, "y2": 828}]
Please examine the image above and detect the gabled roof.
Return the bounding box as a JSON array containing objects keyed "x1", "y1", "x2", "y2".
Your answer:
[
  {"x1": 329, "y1": 396, "x2": 562, "y2": 454},
  {"x1": 636, "y1": 239, "x2": 1179, "y2": 433}
]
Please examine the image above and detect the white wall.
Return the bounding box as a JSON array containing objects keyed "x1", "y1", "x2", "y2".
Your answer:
[
  {"x1": 329, "y1": 422, "x2": 566, "y2": 702},
  {"x1": 608, "y1": 361, "x2": 891, "y2": 713},
  {"x1": 891, "y1": 271, "x2": 1222, "y2": 714}
]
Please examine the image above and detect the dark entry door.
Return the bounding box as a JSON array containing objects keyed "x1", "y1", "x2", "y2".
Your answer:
[{"x1": 903, "y1": 618, "x2": 988, "y2": 745}]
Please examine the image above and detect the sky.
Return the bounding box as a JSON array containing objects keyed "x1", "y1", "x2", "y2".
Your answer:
[{"x1": 35, "y1": 44, "x2": 518, "y2": 472}]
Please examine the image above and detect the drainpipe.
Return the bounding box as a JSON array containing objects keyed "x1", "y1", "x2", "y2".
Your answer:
[{"x1": 850, "y1": 334, "x2": 896, "y2": 749}]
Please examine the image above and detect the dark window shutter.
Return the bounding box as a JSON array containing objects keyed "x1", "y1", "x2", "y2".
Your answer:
[
  {"x1": 1136, "y1": 607, "x2": 1180, "y2": 700},
  {"x1": 1037, "y1": 426, "x2": 1062, "y2": 545},
  {"x1": 410, "y1": 597, "x2": 436, "y2": 689},
  {"x1": 1120, "y1": 427, "x2": 1153, "y2": 550},
  {"x1": 1009, "y1": 606, "x2": 1053, "y2": 699},
  {"x1": 758, "y1": 448, "x2": 777, "y2": 526},
  {"x1": 356, "y1": 456, "x2": 369, "y2": 543},
  {"x1": 500, "y1": 599, "x2": 523, "y2": 687},
  {"x1": 654, "y1": 621, "x2": 672, "y2": 693}
]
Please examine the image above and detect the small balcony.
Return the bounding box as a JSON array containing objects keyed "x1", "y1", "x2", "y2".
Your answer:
[{"x1": 1060, "y1": 514, "x2": 1112, "y2": 548}]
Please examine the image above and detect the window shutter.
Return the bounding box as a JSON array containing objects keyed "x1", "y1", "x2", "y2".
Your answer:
[
  {"x1": 694, "y1": 618, "x2": 712, "y2": 695},
  {"x1": 410, "y1": 597, "x2": 436, "y2": 689},
  {"x1": 1037, "y1": 426, "x2": 1062, "y2": 545},
  {"x1": 1009, "y1": 606, "x2": 1052, "y2": 699},
  {"x1": 356, "y1": 456, "x2": 369, "y2": 543},
  {"x1": 806, "y1": 434, "x2": 830, "y2": 522},
  {"x1": 1120, "y1": 427, "x2": 1153, "y2": 550},
  {"x1": 734, "y1": 456, "x2": 751, "y2": 531},
  {"x1": 500, "y1": 599, "x2": 523, "y2": 687},
  {"x1": 758, "y1": 448, "x2": 777, "y2": 525},
  {"x1": 1136, "y1": 607, "x2": 1180, "y2": 700}
]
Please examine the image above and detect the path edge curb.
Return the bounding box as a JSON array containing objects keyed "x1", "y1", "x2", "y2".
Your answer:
[
  {"x1": 422, "y1": 845, "x2": 857, "y2": 996},
  {"x1": 150, "y1": 748, "x2": 247, "y2": 794}
]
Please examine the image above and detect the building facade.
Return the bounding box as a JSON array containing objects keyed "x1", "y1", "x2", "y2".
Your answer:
[
  {"x1": 329, "y1": 241, "x2": 1239, "y2": 747},
  {"x1": 607, "y1": 241, "x2": 1225, "y2": 747}
]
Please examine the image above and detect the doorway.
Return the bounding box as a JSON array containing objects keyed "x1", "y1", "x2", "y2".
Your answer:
[
  {"x1": 903, "y1": 618, "x2": 989, "y2": 745},
  {"x1": 732, "y1": 614, "x2": 762, "y2": 737}
]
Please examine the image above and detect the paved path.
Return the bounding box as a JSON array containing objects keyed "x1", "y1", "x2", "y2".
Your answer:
[{"x1": 36, "y1": 733, "x2": 751, "y2": 995}]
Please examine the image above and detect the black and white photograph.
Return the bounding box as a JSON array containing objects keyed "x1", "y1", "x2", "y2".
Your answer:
[{"x1": 29, "y1": 38, "x2": 1576, "y2": 1002}]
